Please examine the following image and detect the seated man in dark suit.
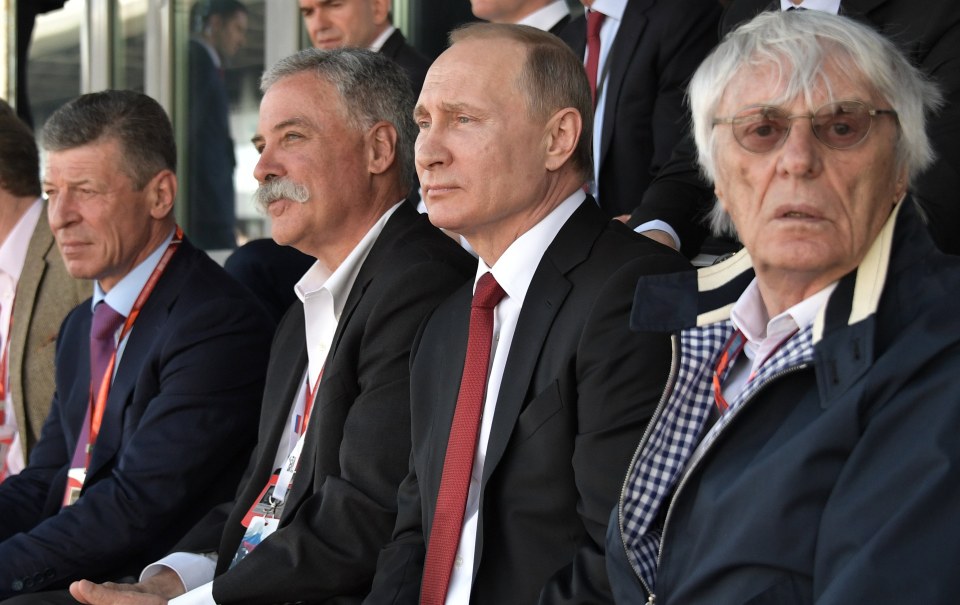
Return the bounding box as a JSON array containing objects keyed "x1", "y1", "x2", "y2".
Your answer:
[
  {"x1": 365, "y1": 23, "x2": 689, "y2": 604},
  {"x1": 0, "y1": 90, "x2": 273, "y2": 600},
  {"x1": 68, "y1": 48, "x2": 474, "y2": 605},
  {"x1": 299, "y1": 0, "x2": 432, "y2": 94}
]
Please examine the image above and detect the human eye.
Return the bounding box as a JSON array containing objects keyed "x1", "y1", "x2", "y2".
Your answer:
[
  {"x1": 817, "y1": 103, "x2": 866, "y2": 146},
  {"x1": 735, "y1": 108, "x2": 785, "y2": 148},
  {"x1": 456, "y1": 115, "x2": 471, "y2": 124}
]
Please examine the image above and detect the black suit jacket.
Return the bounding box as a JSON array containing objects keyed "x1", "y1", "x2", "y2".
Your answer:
[
  {"x1": 365, "y1": 200, "x2": 691, "y2": 604},
  {"x1": 380, "y1": 29, "x2": 432, "y2": 97},
  {"x1": 171, "y1": 205, "x2": 474, "y2": 605},
  {"x1": 0, "y1": 239, "x2": 272, "y2": 597},
  {"x1": 631, "y1": 0, "x2": 960, "y2": 256},
  {"x1": 560, "y1": 0, "x2": 721, "y2": 218}
]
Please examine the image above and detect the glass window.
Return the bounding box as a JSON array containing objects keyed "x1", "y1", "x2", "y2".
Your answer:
[
  {"x1": 115, "y1": 0, "x2": 147, "y2": 92},
  {"x1": 26, "y1": 2, "x2": 82, "y2": 131}
]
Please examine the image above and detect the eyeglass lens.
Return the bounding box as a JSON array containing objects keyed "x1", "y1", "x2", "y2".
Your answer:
[{"x1": 732, "y1": 101, "x2": 874, "y2": 152}]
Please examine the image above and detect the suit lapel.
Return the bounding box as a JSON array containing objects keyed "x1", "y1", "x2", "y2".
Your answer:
[
  {"x1": 9, "y1": 217, "x2": 53, "y2": 432},
  {"x1": 283, "y1": 204, "x2": 418, "y2": 511},
  {"x1": 599, "y1": 0, "x2": 654, "y2": 169},
  {"x1": 480, "y1": 201, "x2": 608, "y2": 484}
]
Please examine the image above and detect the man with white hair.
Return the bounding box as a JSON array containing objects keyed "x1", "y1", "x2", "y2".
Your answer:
[{"x1": 607, "y1": 10, "x2": 960, "y2": 604}]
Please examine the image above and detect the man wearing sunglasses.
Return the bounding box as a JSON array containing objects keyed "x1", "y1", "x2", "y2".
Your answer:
[{"x1": 607, "y1": 10, "x2": 960, "y2": 604}]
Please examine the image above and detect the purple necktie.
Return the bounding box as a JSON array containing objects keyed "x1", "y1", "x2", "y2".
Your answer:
[{"x1": 70, "y1": 302, "x2": 125, "y2": 469}]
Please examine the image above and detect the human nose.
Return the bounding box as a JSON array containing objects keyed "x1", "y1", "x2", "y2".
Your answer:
[
  {"x1": 415, "y1": 125, "x2": 451, "y2": 173},
  {"x1": 776, "y1": 115, "x2": 822, "y2": 177},
  {"x1": 253, "y1": 146, "x2": 285, "y2": 184},
  {"x1": 47, "y1": 189, "x2": 79, "y2": 231}
]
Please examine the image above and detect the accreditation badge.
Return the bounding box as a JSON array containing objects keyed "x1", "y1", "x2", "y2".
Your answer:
[
  {"x1": 232, "y1": 473, "x2": 283, "y2": 569},
  {"x1": 62, "y1": 467, "x2": 86, "y2": 507}
]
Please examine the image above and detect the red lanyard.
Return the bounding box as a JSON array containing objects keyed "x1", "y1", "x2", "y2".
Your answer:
[
  {"x1": 712, "y1": 327, "x2": 798, "y2": 413},
  {"x1": 300, "y1": 366, "x2": 324, "y2": 436},
  {"x1": 86, "y1": 227, "x2": 183, "y2": 463}
]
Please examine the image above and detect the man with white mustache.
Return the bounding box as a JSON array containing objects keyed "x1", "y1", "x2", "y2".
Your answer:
[{"x1": 69, "y1": 47, "x2": 474, "y2": 605}]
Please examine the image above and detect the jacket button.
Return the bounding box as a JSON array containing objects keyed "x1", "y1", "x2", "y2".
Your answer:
[
  {"x1": 45, "y1": 569, "x2": 56, "y2": 579},
  {"x1": 34, "y1": 573, "x2": 45, "y2": 584},
  {"x1": 11, "y1": 580, "x2": 23, "y2": 591},
  {"x1": 23, "y1": 577, "x2": 33, "y2": 588}
]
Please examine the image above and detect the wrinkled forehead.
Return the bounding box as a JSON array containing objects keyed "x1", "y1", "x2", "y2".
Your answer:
[{"x1": 716, "y1": 52, "x2": 880, "y2": 115}]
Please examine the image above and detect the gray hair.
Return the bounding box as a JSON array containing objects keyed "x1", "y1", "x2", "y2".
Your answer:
[
  {"x1": 41, "y1": 89, "x2": 176, "y2": 190},
  {"x1": 449, "y1": 23, "x2": 594, "y2": 182},
  {"x1": 261, "y1": 47, "x2": 417, "y2": 190},
  {"x1": 689, "y1": 10, "x2": 942, "y2": 237}
]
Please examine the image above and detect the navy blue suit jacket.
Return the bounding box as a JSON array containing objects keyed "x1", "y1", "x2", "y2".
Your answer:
[{"x1": 0, "y1": 238, "x2": 273, "y2": 597}]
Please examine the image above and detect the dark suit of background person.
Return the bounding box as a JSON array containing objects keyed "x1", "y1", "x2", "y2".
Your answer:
[
  {"x1": 559, "y1": 0, "x2": 721, "y2": 218},
  {"x1": 9, "y1": 212, "x2": 88, "y2": 462},
  {"x1": 379, "y1": 29, "x2": 432, "y2": 96},
  {"x1": 172, "y1": 205, "x2": 473, "y2": 605},
  {"x1": 187, "y1": 37, "x2": 238, "y2": 250},
  {"x1": 628, "y1": 0, "x2": 960, "y2": 257},
  {"x1": 223, "y1": 239, "x2": 314, "y2": 325},
  {"x1": 0, "y1": 236, "x2": 272, "y2": 598}
]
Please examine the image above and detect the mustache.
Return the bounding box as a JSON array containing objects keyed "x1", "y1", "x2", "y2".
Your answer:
[{"x1": 254, "y1": 177, "x2": 310, "y2": 212}]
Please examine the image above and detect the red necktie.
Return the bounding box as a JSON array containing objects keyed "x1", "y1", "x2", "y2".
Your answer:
[
  {"x1": 420, "y1": 273, "x2": 506, "y2": 605},
  {"x1": 585, "y1": 9, "x2": 606, "y2": 107}
]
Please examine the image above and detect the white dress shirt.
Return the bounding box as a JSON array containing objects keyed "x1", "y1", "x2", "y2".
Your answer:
[
  {"x1": 145, "y1": 203, "x2": 403, "y2": 605},
  {"x1": 445, "y1": 190, "x2": 583, "y2": 604},
  {"x1": 368, "y1": 24, "x2": 396, "y2": 52},
  {"x1": 515, "y1": 0, "x2": 570, "y2": 31},
  {"x1": 0, "y1": 199, "x2": 43, "y2": 476},
  {"x1": 780, "y1": 0, "x2": 841, "y2": 13}
]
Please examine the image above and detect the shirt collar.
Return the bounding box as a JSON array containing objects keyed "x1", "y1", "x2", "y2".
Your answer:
[
  {"x1": 589, "y1": 0, "x2": 627, "y2": 21},
  {"x1": 368, "y1": 25, "x2": 396, "y2": 53},
  {"x1": 516, "y1": 0, "x2": 571, "y2": 30},
  {"x1": 0, "y1": 198, "x2": 42, "y2": 281},
  {"x1": 294, "y1": 201, "x2": 402, "y2": 317},
  {"x1": 731, "y1": 277, "x2": 837, "y2": 350},
  {"x1": 780, "y1": 0, "x2": 841, "y2": 14},
  {"x1": 93, "y1": 228, "x2": 176, "y2": 317},
  {"x1": 476, "y1": 190, "x2": 584, "y2": 304}
]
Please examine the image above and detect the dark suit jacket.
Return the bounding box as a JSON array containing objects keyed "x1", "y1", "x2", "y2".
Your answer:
[
  {"x1": 560, "y1": 0, "x2": 721, "y2": 218},
  {"x1": 171, "y1": 205, "x2": 474, "y2": 605},
  {"x1": 8, "y1": 207, "x2": 88, "y2": 460},
  {"x1": 630, "y1": 0, "x2": 960, "y2": 257},
  {"x1": 187, "y1": 39, "x2": 237, "y2": 250},
  {"x1": 223, "y1": 239, "x2": 314, "y2": 325},
  {"x1": 365, "y1": 200, "x2": 691, "y2": 604},
  {"x1": 380, "y1": 29, "x2": 432, "y2": 97},
  {"x1": 0, "y1": 238, "x2": 272, "y2": 597}
]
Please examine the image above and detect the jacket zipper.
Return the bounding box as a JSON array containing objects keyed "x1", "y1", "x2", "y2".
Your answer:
[
  {"x1": 652, "y1": 362, "x2": 811, "y2": 603},
  {"x1": 617, "y1": 334, "x2": 680, "y2": 603}
]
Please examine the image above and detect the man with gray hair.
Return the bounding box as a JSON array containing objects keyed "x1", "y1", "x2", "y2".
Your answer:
[
  {"x1": 607, "y1": 10, "x2": 960, "y2": 604},
  {"x1": 69, "y1": 47, "x2": 473, "y2": 605}
]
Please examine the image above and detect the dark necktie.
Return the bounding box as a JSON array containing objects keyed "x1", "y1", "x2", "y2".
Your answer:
[
  {"x1": 585, "y1": 9, "x2": 606, "y2": 107},
  {"x1": 420, "y1": 273, "x2": 506, "y2": 605},
  {"x1": 90, "y1": 302, "x2": 125, "y2": 400},
  {"x1": 69, "y1": 302, "x2": 125, "y2": 471}
]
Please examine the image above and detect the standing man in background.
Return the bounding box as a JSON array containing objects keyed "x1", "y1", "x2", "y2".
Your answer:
[
  {"x1": 187, "y1": 0, "x2": 248, "y2": 250},
  {"x1": 0, "y1": 101, "x2": 87, "y2": 481},
  {"x1": 299, "y1": 0, "x2": 432, "y2": 94}
]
